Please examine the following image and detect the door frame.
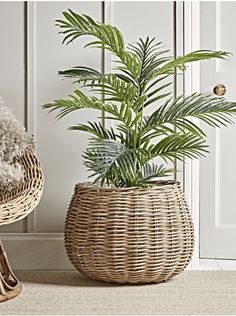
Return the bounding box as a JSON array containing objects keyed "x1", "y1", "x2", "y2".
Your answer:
[{"x1": 181, "y1": 1, "x2": 201, "y2": 269}]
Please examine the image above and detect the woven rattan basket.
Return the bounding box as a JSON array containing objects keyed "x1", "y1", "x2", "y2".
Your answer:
[
  {"x1": 0, "y1": 148, "x2": 44, "y2": 226},
  {"x1": 0, "y1": 148, "x2": 44, "y2": 302},
  {"x1": 65, "y1": 181, "x2": 194, "y2": 284}
]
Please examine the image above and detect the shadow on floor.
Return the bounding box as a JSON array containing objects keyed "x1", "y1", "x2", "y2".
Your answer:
[
  {"x1": 14, "y1": 271, "x2": 173, "y2": 288},
  {"x1": 14, "y1": 271, "x2": 117, "y2": 287}
]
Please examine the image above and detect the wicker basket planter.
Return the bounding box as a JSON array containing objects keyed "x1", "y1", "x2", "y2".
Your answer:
[{"x1": 65, "y1": 181, "x2": 194, "y2": 284}]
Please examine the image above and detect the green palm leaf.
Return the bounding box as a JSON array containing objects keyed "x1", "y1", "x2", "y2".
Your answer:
[
  {"x1": 43, "y1": 89, "x2": 105, "y2": 119},
  {"x1": 43, "y1": 90, "x2": 134, "y2": 127},
  {"x1": 70, "y1": 122, "x2": 117, "y2": 140},
  {"x1": 84, "y1": 139, "x2": 150, "y2": 187},
  {"x1": 58, "y1": 66, "x2": 103, "y2": 84},
  {"x1": 148, "y1": 133, "x2": 209, "y2": 162},
  {"x1": 59, "y1": 68, "x2": 138, "y2": 103},
  {"x1": 87, "y1": 74, "x2": 138, "y2": 104},
  {"x1": 128, "y1": 37, "x2": 171, "y2": 94},
  {"x1": 143, "y1": 93, "x2": 236, "y2": 137},
  {"x1": 56, "y1": 10, "x2": 141, "y2": 79},
  {"x1": 139, "y1": 163, "x2": 175, "y2": 182},
  {"x1": 149, "y1": 50, "x2": 231, "y2": 80}
]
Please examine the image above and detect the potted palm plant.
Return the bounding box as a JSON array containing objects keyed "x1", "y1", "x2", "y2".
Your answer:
[{"x1": 44, "y1": 10, "x2": 236, "y2": 284}]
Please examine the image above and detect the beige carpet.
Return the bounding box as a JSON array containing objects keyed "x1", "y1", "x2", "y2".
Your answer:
[{"x1": 0, "y1": 271, "x2": 236, "y2": 315}]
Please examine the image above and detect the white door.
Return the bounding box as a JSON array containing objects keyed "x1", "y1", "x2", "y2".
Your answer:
[{"x1": 200, "y1": 2, "x2": 236, "y2": 259}]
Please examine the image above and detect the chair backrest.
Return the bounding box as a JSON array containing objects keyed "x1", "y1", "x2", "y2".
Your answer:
[{"x1": 0, "y1": 149, "x2": 44, "y2": 226}]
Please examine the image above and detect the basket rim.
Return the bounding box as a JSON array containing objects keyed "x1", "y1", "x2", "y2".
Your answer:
[{"x1": 75, "y1": 180, "x2": 181, "y2": 192}]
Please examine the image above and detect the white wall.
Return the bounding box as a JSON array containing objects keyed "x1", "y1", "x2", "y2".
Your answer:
[
  {"x1": 0, "y1": 1, "x2": 175, "y2": 269},
  {"x1": 0, "y1": 2, "x2": 25, "y2": 233}
]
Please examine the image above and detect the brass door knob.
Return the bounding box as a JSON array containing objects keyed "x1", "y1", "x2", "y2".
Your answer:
[{"x1": 213, "y1": 84, "x2": 226, "y2": 96}]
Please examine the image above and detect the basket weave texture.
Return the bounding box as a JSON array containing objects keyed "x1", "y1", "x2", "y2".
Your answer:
[
  {"x1": 65, "y1": 181, "x2": 194, "y2": 284},
  {"x1": 0, "y1": 148, "x2": 44, "y2": 226}
]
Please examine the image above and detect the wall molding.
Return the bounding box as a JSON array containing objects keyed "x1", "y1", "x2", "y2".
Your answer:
[
  {"x1": 175, "y1": 1, "x2": 184, "y2": 185},
  {"x1": 1, "y1": 233, "x2": 72, "y2": 270},
  {"x1": 26, "y1": 1, "x2": 37, "y2": 233},
  {"x1": 182, "y1": 1, "x2": 201, "y2": 270},
  {"x1": 1, "y1": 233, "x2": 63, "y2": 240}
]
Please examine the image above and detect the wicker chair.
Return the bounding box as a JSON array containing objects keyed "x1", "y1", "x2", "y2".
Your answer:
[{"x1": 0, "y1": 148, "x2": 44, "y2": 302}]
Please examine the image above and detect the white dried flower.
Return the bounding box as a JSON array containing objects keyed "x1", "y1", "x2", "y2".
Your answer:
[
  {"x1": 0, "y1": 103, "x2": 33, "y2": 163},
  {"x1": 0, "y1": 99, "x2": 33, "y2": 190},
  {"x1": 0, "y1": 161, "x2": 23, "y2": 190}
]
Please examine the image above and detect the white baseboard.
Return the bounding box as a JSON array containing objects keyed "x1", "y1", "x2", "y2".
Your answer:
[
  {"x1": 1, "y1": 233, "x2": 203, "y2": 271},
  {"x1": 0, "y1": 233, "x2": 73, "y2": 270},
  {"x1": 3, "y1": 233, "x2": 224, "y2": 271}
]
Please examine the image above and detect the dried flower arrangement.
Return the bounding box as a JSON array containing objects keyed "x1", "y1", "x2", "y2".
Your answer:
[{"x1": 0, "y1": 98, "x2": 32, "y2": 191}]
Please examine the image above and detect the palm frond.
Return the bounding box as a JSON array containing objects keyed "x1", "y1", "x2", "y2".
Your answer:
[
  {"x1": 127, "y1": 37, "x2": 173, "y2": 108},
  {"x1": 59, "y1": 67, "x2": 139, "y2": 105},
  {"x1": 139, "y1": 163, "x2": 175, "y2": 181},
  {"x1": 84, "y1": 138, "x2": 175, "y2": 186},
  {"x1": 56, "y1": 10, "x2": 141, "y2": 79},
  {"x1": 128, "y1": 37, "x2": 171, "y2": 94},
  {"x1": 84, "y1": 139, "x2": 149, "y2": 187},
  {"x1": 57, "y1": 10, "x2": 125, "y2": 49},
  {"x1": 148, "y1": 133, "x2": 209, "y2": 162},
  {"x1": 143, "y1": 93, "x2": 236, "y2": 137},
  {"x1": 149, "y1": 50, "x2": 230, "y2": 80},
  {"x1": 87, "y1": 74, "x2": 138, "y2": 104},
  {"x1": 69, "y1": 122, "x2": 117, "y2": 140},
  {"x1": 58, "y1": 66, "x2": 103, "y2": 84},
  {"x1": 43, "y1": 90, "x2": 105, "y2": 119},
  {"x1": 43, "y1": 90, "x2": 134, "y2": 127}
]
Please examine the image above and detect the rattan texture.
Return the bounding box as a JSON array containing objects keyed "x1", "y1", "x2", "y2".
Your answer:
[
  {"x1": 65, "y1": 181, "x2": 194, "y2": 284},
  {"x1": 0, "y1": 148, "x2": 44, "y2": 226}
]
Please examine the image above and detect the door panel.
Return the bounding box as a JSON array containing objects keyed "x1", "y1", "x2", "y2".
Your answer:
[
  {"x1": 200, "y1": 1, "x2": 236, "y2": 259},
  {"x1": 111, "y1": 1, "x2": 175, "y2": 176},
  {"x1": 33, "y1": 1, "x2": 102, "y2": 232}
]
